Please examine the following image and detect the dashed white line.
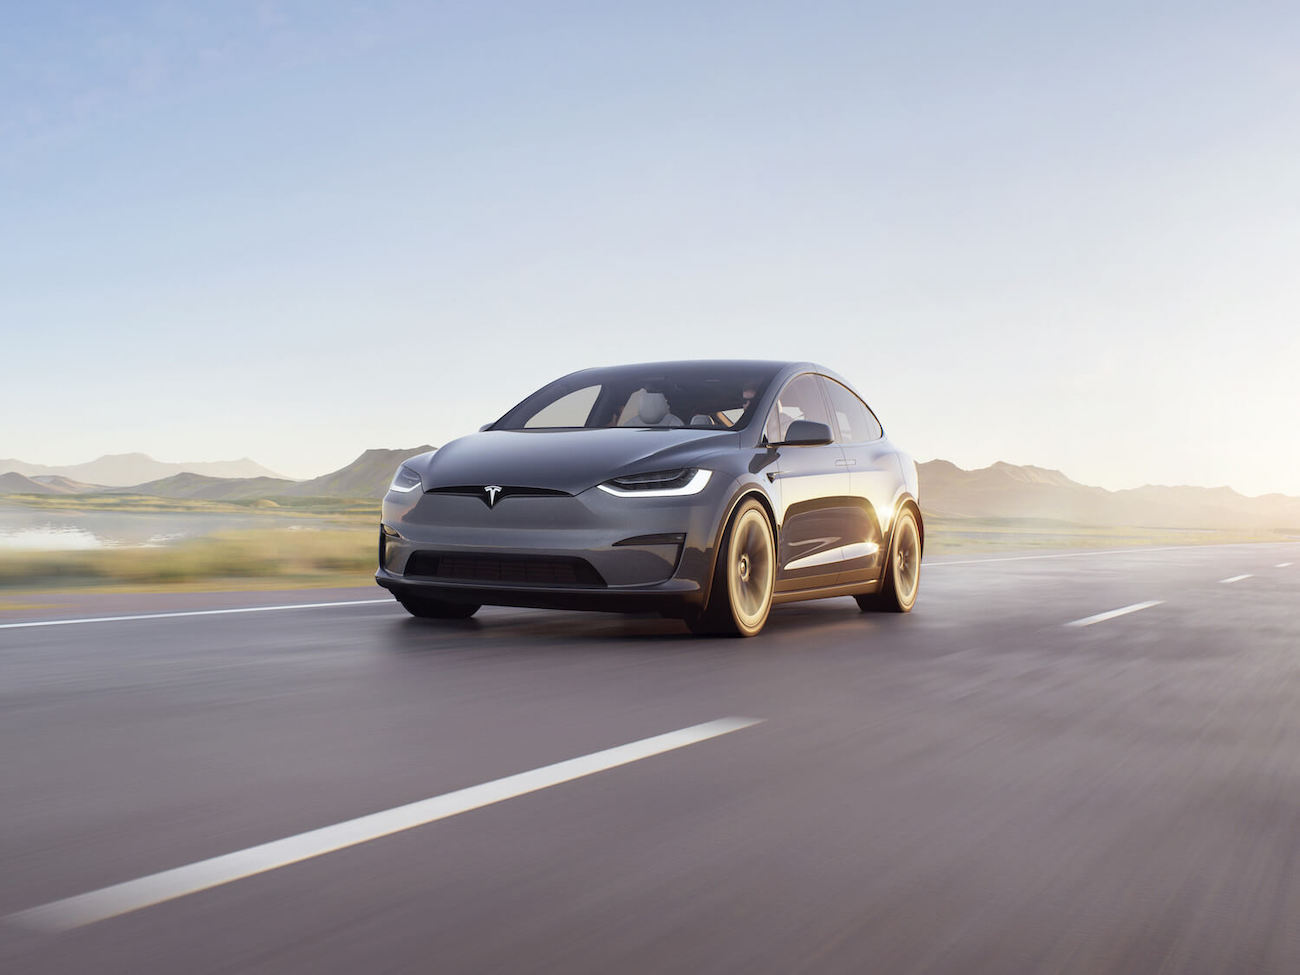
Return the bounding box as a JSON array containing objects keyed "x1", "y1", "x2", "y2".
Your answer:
[
  {"x1": 0, "y1": 599, "x2": 394, "y2": 631},
  {"x1": 1064, "y1": 600, "x2": 1164, "y2": 628},
  {"x1": 1278, "y1": 562, "x2": 1294, "y2": 568},
  {"x1": 1219, "y1": 575, "x2": 1252, "y2": 584},
  {"x1": 6, "y1": 716, "x2": 762, "y2": 932}
]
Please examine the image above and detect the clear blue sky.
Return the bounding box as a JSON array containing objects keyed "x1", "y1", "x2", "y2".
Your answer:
[{"x1": 3, "y1": 1, "x2": 1297, "y2": 494}]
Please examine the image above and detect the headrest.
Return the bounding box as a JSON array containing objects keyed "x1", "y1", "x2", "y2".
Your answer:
[{"x1": 638, "y1": 392, "x2": 670, "y2": 424}]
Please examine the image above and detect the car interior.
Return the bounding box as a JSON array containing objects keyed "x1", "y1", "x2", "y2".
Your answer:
[{"x1": 509, "y1": 367, "x2": 780, "y2": 432}]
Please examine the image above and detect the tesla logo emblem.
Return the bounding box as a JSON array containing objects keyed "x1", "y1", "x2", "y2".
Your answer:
[{"x1": 484, "y1": 485, "x2": 503, "y2": 507}]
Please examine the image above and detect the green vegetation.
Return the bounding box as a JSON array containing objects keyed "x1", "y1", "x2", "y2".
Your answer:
[
  {"x1": 0, "y1": 527, "x2": 379, "y2": 591},
  {"x1": 0, "y1": 494, "x2": 383, "y2": 592},
  {"x1": 924, "y1": 515, "x2": 1288, "y2": 554},
  {"x1": 3, "y1": 492, "x2": 381, "y2": 517}
]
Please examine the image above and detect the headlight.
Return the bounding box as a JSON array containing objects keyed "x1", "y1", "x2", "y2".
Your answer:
[
  {"x1": 598, "y1": 468, "x2": 712, "y2": 497},
  {"x1": 388, "y1": 465, "x2": 424, "y2": 493}
]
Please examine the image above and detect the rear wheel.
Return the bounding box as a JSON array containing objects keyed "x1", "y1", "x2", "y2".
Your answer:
[
  {"x1": 688, "y1": 499, "x2": 775, "y2": 637},
  {"x1": 856, "y1": 506, "x2": 921, "y2": 613},
  {"x1": 397, "y1": 596, "x2": 480, "y2": 619}
]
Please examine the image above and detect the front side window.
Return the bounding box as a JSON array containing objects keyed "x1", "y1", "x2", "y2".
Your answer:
[
  {"x1": 764, "y1": 374, "x2": 832, "y2": 443},
  {"x1": 822, "y1": 378, "x2": 883, "y2": 442},
  {"x1": 523, "y1": 385, "x2": 601, "y2": 428}
]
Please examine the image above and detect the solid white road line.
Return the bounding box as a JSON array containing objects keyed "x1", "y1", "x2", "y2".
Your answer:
[
  {"x1": 1278, "y1": 563, "x2": 1294, "y2": 568},
  {"x1": 0, "y1": 599, "x2": 394, "y2": 631},
  {"x1": 1220, "y1": 575, "x2": 1252, "y2": 584},
  {"x1": 1064, "y1": 600, "x2": 1164, "y2": 628},
  {"x1": 7, "y1": 717, "x2": 762, "y2": 933}
]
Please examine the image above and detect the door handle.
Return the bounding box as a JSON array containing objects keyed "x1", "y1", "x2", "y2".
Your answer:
[{"x1": 835, "y1": 459, "x2": 857, "y2": 467}]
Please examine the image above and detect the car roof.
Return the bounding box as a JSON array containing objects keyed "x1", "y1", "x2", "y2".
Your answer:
[
  {"x1": 560, "y1": 359, "x2": 839, "y2": 378},
  {"x1": 556, "y1": 359, "x2": 858, "y2": 395}
]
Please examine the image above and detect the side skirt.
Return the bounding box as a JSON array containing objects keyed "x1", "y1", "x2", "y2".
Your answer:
[{"x1": 771, "y1": 579, "x2": 881, "y2": 605}]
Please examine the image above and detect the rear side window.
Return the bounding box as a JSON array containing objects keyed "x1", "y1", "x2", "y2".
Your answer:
[{"x1": 821, "y1": 378, "x2": 883, "y2": 442}]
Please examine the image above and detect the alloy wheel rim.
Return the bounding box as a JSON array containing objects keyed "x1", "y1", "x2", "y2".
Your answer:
[
  {"x1": 728, "y1": 509, "x2": 773, "y2": 628},
  {"x1": 895, "y1": 518, "x2": 919, "y2": 601}
]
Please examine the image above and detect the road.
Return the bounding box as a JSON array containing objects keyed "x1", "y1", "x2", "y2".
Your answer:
[{"x1": 2, "y1": 542, "x2": 1299, "y2": 974}]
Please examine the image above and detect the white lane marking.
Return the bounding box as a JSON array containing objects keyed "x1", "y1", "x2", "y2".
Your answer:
[
  {"x1": 0, "y1": 599, "x2": 394, "y2": 631},
  {"x1": 1064, "y1": 600, "x2": 1164, "y2": 628},
  {"x1": 1278, "y1": 562, "x2": 1294, "y2": 568},
  {"x1": 7, "y1": 717, "x2": 761, "y2": 933},
  {"x1": 1220, "y1": 575, "x2": 1252, "y2": 584}
]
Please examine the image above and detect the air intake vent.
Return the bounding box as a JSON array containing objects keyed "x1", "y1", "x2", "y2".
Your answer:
[{"x1": 405, "y1": 552, "x2": 606, "y2": 588}]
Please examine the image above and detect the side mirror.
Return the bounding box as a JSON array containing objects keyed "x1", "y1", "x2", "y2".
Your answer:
[{"x1": 774, "y1": 420, "x2": 833, "y2": 446}]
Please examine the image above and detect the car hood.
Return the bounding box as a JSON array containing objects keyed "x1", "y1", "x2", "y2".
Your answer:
[{"x1": 409, "y1": 428, "x2": 739, "y2": 495}]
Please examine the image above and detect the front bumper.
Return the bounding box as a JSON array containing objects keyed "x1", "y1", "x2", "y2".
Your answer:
[{"x1": 375, "y1": 478, "x2": 732, "y2": 615}]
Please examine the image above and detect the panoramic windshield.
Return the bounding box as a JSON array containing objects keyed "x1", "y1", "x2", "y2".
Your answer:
[{"x1": 494, "y1": 362, "x2": 783, "y2": 431}]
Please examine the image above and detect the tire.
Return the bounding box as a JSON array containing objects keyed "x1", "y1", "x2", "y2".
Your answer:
[
  {"x1": 688, "y1": 499, "x2": 776, "y2": 637},
  {"x1": 397, "y1": 596, "x2": 480, "y2": 620},
  {"x1": 856, "y1": 506, "x2": 921, "y2": 614}
]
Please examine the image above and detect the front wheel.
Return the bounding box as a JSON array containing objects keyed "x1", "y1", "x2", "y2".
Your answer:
[
  {"x1": 688, "y1": 499, "x2": 775, "y2": 637},
  {"x1": 398, "y1": 596, "x2": 480, "y2": 620},
  {"x1": 856, "y1": 506, "x2": 921, "y2": 613}
]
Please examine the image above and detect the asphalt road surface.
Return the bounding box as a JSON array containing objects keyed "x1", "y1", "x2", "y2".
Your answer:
[{"x1": 3, "y1": 542, "x2": 1300, "y2": 974}]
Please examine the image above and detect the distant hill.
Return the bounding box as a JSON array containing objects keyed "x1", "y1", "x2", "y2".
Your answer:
[
  {"x1": 107, "y1": 473, "x2": 299, "y2": 501},
  {"x1": 919, "y1": 460, "x2": 1300, "y2": 531},
  {"x1": 280, "y1": 447, "x2": 436, "y2": 499},
  {"x1": 0, "y1": 472, "x2": 61, "y2": 495},
  {"x1": 30, "y1": 475, "x2": 106, "y2": 494},
  {"x1": 80, "y1": 447, "x2": 435, "y2": 502},
  {"x1": 0, "y1": 453, "x2": 285, "y2": 486}
]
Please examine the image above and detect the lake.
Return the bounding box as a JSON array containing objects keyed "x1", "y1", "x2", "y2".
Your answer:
[{"x1": 0, "y1": 504, "x2": 300, "y2": 551}]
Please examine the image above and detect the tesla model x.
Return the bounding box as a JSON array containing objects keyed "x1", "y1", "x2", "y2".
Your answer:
[{"x1": 376, "y1": 360, "x2": 922, "y2": 636}]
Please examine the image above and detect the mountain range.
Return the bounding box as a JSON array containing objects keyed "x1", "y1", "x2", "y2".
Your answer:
[
  {"x1": 0, "y1": 453, "x2": 284, "y2": 486},
  {"x1": 918, "y1": 460, "x2": 1300, "y2": 532},
  {"x1": 0, "y1": 448, "x2": 436, "y2": 502},
  {"x1": 98, "y1": 447, "x2": 436, "y2": 502},
  {"x1": 2, "y1": 450, "x2": 1298, "y2": 531}
]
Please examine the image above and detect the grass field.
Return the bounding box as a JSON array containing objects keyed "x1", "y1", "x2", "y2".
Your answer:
[
  {"x1": 923, "y1": 515, "x2": 1289, "y2": 554},
  {"x1": 1, "y1": 493, "x2": 1291, "y2": 595},
  {"x1": 1, "y1": 492, "x2": 379, "y2": 516},
  {"x1": 0, "y1": 494, "x2": 381, "y2": 592},
  {"x1": 0, "y1": 527, "x2": 380, "y2": 591}
]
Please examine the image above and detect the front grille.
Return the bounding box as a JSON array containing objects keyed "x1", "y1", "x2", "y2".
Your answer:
[
  {"x1": 405, "y1": 552, "x2": 606, "y2": 588},
  {"x1": 424, "y1": 485, "x2": 571, "y2": 499}
]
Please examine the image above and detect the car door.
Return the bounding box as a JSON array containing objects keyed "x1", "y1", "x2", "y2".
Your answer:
[
  {"x1": 819, "y1": 376, "x2": 895, "y2": 585},
  {"x1": 763, "y1": 373, "x2": 856, "y2": 592}
]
